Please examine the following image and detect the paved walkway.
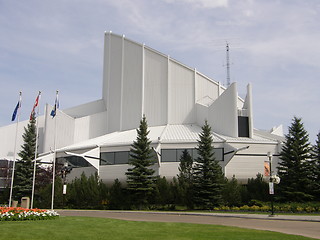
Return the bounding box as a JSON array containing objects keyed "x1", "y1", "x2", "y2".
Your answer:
[{"x1": 58, "y1": 210, "x2": 320, "y2": 239}]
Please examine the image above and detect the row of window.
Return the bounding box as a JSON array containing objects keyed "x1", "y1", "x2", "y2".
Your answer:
[
  {"x1": 100, "y1": 148, "x2": 224, "y2": 165},
  {"x1": 161, "y1": 148, "x2": 224, "y2": 162},
  {"x1": 57, "y1": 156, "x2": 91, "y2": 168},
  {"x1": 56, "y1": 148, "x2": 224, "y2": 168}
]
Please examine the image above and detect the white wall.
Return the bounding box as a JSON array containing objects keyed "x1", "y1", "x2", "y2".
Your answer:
[
  {"x1": 196, "y1": 73, "x2": 219, "y2": 104},
  {"x1": 73, "y1": 111, "x2": 108, "y2": 143},
  {"x1": 168, "y1": 60, "x2": 195, "y2": 124},
  {"x1": 122, "y1": 39, "x2": 143, "y2": 130},
  {"x1": 144, "y1": 48, "x2": 168, "y2": 126},
  {"x1": 43, "y1": 104, "x2": 75, "y2": 153},
  {"x1": 0, "y1": 115, "x2": 47, "y2": 159},
  {"x1": 106, "y1": 34, "x2": 122, "y2": 133},
  {"x1": 63, "y1": 99, "x2": 106, "y2": 118},
  {"x1": 0, "y1": 121, "x2": 26, "y2": 159},
  {"x1": 207, "y1": 82, "x2": 238, "y2": 137},
  {"x1": 224, "y1": 143, "x2": 279, "y2": 181}
]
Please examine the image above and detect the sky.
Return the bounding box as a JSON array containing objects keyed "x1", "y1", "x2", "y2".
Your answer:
[{"x1": 0, "y1": 0, "x2": 319, "y2": 142}]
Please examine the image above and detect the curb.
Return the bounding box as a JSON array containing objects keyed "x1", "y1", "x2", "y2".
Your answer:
[{"x1": 57, "y1": 210, "x2": 320, "y2": 222}]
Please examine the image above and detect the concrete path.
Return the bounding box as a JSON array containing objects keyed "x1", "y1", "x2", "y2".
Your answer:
[{"x1": 58, "y1": 210, "x2": 320, "y2": 239}]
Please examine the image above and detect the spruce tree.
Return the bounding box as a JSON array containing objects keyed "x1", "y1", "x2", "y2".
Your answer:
[
  {"x1": 310, "y1": 132, "x2": 320, "y2": 200},
  {"x1": 13, "y1": 114, "x2": 37, "y2": 200},
  {"x1": 222, "y1": 176, "x2": 242, "y2": 206},
  {"x1": 192, "y1": 121, "x2": 224, "y2": 209},
  {"x1": 126, "y1": 115, "x2": 155, "y2": 208},
  {"x1": 177, "y1": 149, "x2": 194, "y2": 208},
  {"x1": 277, "y1": 116, "x2": 313, "y2": 202}
]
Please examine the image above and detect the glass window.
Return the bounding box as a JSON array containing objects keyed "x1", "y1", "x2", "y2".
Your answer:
[
  {"x1": 115, "y1": 151, "x2": 129, "y2": 164},
  {"x1": 100, "y1": 152, "x2": 115, "y2": 165},
  {"x1": 58, "y1": 156, "x2": 91, "y2": 168},
  {"x1": 0, "y1": 169, "x2": 8, "y2": 178},
  {"x1": 161, "y1": 149, "x2": 177, "y2": 162},
  {"x1": 192, "y1": 148, "x2": 223, "y2": 162},
  {"x1": 177, "y1": 149, "x2": 193, "y2": 162},
  {"x1": 192, "y1": 149, "x2": 200, "y2": 161},
  {"x1": 213, "y1": 148, "x2": 224, "y2": 161},
  {"x1": 0, "y1": 178, "x2": 8, "y2": 188},
  {"x1": 0, "y1": 160, "x2": 13, "y2": 168}
]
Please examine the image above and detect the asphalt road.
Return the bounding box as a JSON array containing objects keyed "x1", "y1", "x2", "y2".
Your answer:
[{"x1": 58, "y1": 210, "x2": 320, "y2": 239}]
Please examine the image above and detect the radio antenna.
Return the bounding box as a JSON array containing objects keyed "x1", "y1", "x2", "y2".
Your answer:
[{"x1": 226, "y1": 42, "x2": 231, "y2": 87}]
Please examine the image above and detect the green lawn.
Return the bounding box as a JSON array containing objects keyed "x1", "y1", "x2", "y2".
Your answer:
[{"x1": 0, "y1": 216, "x2": 316, "y2": 240}]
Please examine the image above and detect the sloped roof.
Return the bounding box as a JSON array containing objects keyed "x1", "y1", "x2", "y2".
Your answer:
[
  {"x1": 160, "y1": 124, "x2": 223, "y2": 143},
  {"x1": 57, "y1": 124, "x2": 279, "y2": 153}
]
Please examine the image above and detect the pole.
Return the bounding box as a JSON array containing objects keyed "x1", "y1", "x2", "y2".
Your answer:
[
  {"x1": 31, "y1": 91, "x2": 41, "y2": 209},
  {"x1": 51, "y1": 90, "x2": 59, "y2": 210},
  {"x1": 268, "y1": 152, "x2": 274, "y2": 216},
  {"x1": 9, "y1": 92, "x2": 22, "y2": 207},
  {"x1": 226, "y1": 42, "x2": 230, "y2": 87}
]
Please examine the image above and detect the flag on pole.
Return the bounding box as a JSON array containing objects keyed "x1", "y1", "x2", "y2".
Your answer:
[
  {"x1": 50, "y1": 90, "x2": 59, "y2": 118},
  {"x1": 30, "y1": 91, "x2": 41, "y2": 120},
  {"x1": 11, "y1": 93, "x2": 22, "y2": 121}
]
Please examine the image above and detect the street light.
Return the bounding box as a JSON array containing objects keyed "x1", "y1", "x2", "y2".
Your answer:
[
  {"x1": 60, "y1": 162, "x2": 72, "y2": 208},
  {"x1": 267, "y1": 152, "x2": 280, "y2": 216},
  {"x1": 267, "y1": 152, "x2": 275, "y2": 216}
]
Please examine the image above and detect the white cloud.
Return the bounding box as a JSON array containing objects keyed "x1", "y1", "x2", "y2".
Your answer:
[
  {"x1": 164, "y1": 0, "x2": 228, "y2": 8},
  {"x1": 0, "y1": 0, "x2": 319, "y2": 140}
]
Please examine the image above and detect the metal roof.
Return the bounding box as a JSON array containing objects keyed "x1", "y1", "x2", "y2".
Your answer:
[{"x1": 57, "y1": 124, "x2": 279, "y2": 152}]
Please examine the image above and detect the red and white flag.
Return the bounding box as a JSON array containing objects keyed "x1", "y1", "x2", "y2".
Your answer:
[{"x1": 30, "y1": 92, "x2": 41, "y2": 120}]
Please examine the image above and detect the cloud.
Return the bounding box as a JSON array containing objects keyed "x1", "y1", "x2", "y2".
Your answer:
[
  {"x1": 0, "y1": 0, "x2": 319, "y2": 141},
  {"x1": 163, "y1": 0, "x2": 228, "y2": 8}
]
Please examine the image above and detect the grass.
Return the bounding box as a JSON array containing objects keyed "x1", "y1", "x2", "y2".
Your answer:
[{"x1": 0, "y1": 216, "x2": 316, "y2": 240}]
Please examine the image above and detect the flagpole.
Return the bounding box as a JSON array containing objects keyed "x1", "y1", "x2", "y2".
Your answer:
[
  {"x1": 51, "y1": 90, "x2": 58, "y2": 210},
  {"x1": 8, "y1": 91, "x2": 22, "y2": 207},
  {"x1": 31, "y1": 91, "x2": 41, "y2": 209}
]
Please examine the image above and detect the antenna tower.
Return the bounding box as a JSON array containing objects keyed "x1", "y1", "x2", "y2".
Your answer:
[{"x1": 226, "y1": 42, "x2": 231, "y2": 87}]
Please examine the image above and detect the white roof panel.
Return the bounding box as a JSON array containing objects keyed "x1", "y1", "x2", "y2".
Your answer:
[{"x1": 57, "y1": 124, "x2": 279, "y2": 152}]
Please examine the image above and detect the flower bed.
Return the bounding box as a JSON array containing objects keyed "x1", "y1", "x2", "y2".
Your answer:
[{"x1": 0, "y1": 207, "x2": 59, "y2": 221}]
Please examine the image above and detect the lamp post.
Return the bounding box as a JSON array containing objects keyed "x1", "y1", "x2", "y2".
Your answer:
[
  {"x1": 61, "y1": 162, "x2": 72, "y2": 208},
  {"x1": 267, "y1": 152, "x2": 275, "y2": 216}
]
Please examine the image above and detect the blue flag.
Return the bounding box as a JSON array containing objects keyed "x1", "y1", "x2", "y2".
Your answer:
[
  {"x1": 50, "y1": 92, "x2": 59, "y2": 118},
  {"x1": 11, "y1": 101, "x2": 20, "y2": 121}
]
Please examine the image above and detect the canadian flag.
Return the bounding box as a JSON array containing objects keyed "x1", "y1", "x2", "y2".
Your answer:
[{"x1": 30, "y1": 92, "x2": 41, "y2": 120}]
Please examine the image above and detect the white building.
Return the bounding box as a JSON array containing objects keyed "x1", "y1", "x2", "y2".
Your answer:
[{"x1": 0, "y1": 32, "x2": 284, "y2": 184}]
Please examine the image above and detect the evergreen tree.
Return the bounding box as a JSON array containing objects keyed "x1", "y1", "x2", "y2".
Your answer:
[
  {"x1": 246, "y1": 173, "x2": 269, "y2": 202},
  {"x1": 126, "y1": 115, "x2": 155, "y2": 208},
  {"x1": 153, "y1": 177, "x2": 174, "y2": 207},
  {"x1": 13, "y1": 114, "x2": 37, "y2": 200},
  {"x1": 108, "y1": 179, "x2": 128, "y2": 209},
  {"x1": 177, "y1": 149, "x2": 194, "y2": 208},
  {"x1": 310, "y1": 132, "x2": 320, "y2": 200},
  {"x1": 222, "y1": 176, "x2": 242, "y2": 206},
  {"x1": 277, "y1": 116, "x2": 313, "y2": 202},
  {"x1": 192, "y1": 121, "x2": 224, "y2": 209}
]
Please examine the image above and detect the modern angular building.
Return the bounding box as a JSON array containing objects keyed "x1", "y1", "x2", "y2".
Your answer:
[{"x1": 0, "y1": 32, "x2": 284, "y2": 185}]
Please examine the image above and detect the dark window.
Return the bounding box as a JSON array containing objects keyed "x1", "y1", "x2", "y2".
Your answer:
[
  {"x1": 0, "y1": 160, "x2": 13, "y2": 168},
  {"x1": 100, "y1": 150, "x2": 157, "y2": 165},
  {"x1": 213, "y1": 148, "x2": 224, "y2": 161},
  {"x1": 238, "y1": 116, "x2": 249, "y2": 137},
  {"x1": 177, "y1": 149, "x2": 193, "y2": 162},
  {"x1": 57, "y1": 156, "x2": 91, "y2": 168},
  {"x1": 100, "y1": 152, "x2": 115, "y2": 165},
  {"x1": 161, "y1": 148, "x2": 224, "y2": 162},
  {"x1": 0, "y1": 178, "x2": 8, "y2": 188},
  {"x1": 0, "y1": 169, "x2": 8, "y2": 178},
  {"x1": 115, "y1": 151, "x2": 129, "y2": 164},
  {"x1": 161, "y1": 149, "x2": 177, "y2": 162}
]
